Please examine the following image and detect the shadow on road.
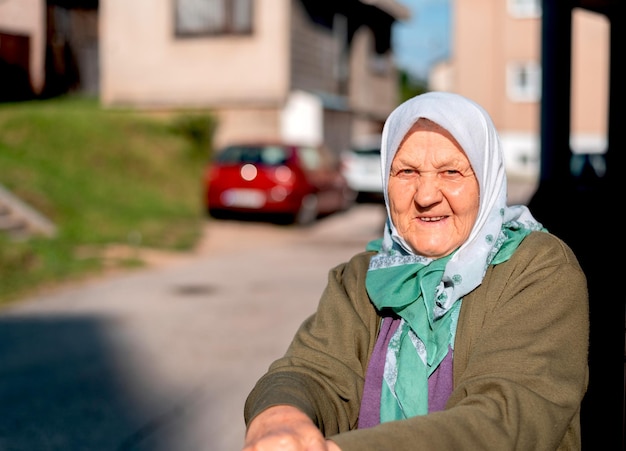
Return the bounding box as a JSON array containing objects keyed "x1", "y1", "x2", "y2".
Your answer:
[{"x1": 0, "y1": 315, "x2": 216, "y2": 451}]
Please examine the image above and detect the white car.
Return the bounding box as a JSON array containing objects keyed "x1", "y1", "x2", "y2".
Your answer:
[{"x1": 340, "y1": 135, "x2": 384, "y2": 202}]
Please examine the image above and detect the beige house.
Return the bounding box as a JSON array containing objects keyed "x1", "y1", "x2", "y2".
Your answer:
[
  {"x1": 0, "y1": 0, "x2": 46, "y2": 99},
  {"x1": 431, "y1": 0, "x2": 609, "y2": 181},
  {"x1": 99, "y1": 0, "x2": 409, "y2": 154},
  {"x1": 0, "y1": 0, "x2": 99, "y2": 99},
  {"x1": 0, "y1": 0, "x2": 408, "y2": 155}
]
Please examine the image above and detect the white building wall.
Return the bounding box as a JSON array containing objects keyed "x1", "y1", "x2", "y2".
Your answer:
[
  {"x1": 446, "y1": 0, "x2": 609, "y2": 181},
  {"x1": 570, "y1": 8, "x2": 609, "y2": 155},
  {"x1": 0, "y1": 0, "x2": 46, "y2": 93},
  {"x1": 99, "y1": 0, "x2": 291, "y2": 108}
]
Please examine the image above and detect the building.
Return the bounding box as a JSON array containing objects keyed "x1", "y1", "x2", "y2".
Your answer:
[
  {"x1": 99, "y1": 0, "x2": 409, "y2": 155},
  {"x1": 0, "y1": 0, "x2": 409, "y2": 156},
  {"x1": 431, "y1": 0, "x2": 609, "y2": 181},
  {"x1": 0, "y1": 0, "x2": 99, "y2": 100},
  {"x1": 0, "y1": 0, "x2": 46, "y2": 100}
]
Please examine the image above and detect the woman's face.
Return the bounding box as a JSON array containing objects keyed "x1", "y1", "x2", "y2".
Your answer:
[{"x1": 388, "y1": 118, "x2": 479, "y2": 258}]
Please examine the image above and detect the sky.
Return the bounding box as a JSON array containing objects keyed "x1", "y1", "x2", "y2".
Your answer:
[{"x1": 392, "y1": 0, "x2": 451, "y2": 80}]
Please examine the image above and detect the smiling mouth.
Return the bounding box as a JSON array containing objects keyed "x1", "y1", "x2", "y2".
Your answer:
[{"x1": 420, "y1": 216, "x2": 446, "y2": 222}]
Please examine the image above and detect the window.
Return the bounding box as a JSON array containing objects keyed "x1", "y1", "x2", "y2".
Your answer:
[
  {"x1": 506, "y1": 62, "x2": 541, "y2": 102},
  {"x1": 507, "y1": 0, "x2": 541, "y2": 18},
  {"x1": 175, "y1": 0, "x2": 252, "y2": 36}
]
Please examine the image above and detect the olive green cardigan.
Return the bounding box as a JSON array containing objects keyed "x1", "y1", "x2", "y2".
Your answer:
[{"x1": 244, "y1": 232, "x2": 589, "y2": 450}]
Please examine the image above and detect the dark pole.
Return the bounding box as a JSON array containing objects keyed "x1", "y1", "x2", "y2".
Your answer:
[
  {"x1": 530, "y1": 1, "x2": 624, "y2": 449},
  {"x1": 606, "y1": 5, "x2": 626, "y2": 449},
  {"x1": 537, "y1": 0, "x2": 572, "y2": 186}
]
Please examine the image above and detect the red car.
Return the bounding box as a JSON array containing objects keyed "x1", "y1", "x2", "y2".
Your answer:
[{"x1": 204, "y1": 142, "x2": 355, "y2": 225}]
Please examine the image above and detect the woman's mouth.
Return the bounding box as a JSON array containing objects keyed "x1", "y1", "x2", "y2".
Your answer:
[{"x1": 420, "y1": 216, "x2": 446, "y2": 222}]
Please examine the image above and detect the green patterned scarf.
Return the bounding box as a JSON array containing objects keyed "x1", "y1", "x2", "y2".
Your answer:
[
  {"x1": 366, "y1": 220, "x2": 542, "y2": 419},
  {"x1": 366, "y1": 92, "x2": 546, "y2": 421}
]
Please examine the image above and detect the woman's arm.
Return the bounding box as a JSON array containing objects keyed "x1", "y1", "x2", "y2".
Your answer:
[{"x1": 244, "y1": 252, "x2": 380, "y2": 435}]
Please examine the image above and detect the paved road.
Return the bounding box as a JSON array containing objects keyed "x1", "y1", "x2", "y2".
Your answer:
[
  {"x1": 0, "y1": 204, "x2": 388, "y2": 451},
  {"x1": 0, "y1": 181, "x2": 535, "y2": 451}
]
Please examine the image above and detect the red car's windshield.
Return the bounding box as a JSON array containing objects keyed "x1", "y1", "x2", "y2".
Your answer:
[{"x1": 216, "y1": 145, "x2": 291, "y2": 166}]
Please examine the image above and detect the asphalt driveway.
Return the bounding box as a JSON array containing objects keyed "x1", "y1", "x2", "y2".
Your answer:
[{"x1": 0, "y1": 204, "x2": 386, "y2": 451}]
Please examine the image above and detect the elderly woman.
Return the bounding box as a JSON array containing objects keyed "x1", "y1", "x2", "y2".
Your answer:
[{"x1": 242, "y1": 92, "x2": 589, "y2": 450}]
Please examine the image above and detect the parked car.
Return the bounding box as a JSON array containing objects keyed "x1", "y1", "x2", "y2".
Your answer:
[
  {"x1": 340, "y1": 135, "x2": 384, "y2": 203},
  {"x1": 204, "y1": 142, "x2": 355, "y2": 225}
]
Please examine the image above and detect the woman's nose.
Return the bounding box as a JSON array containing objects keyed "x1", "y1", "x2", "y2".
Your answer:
[{"x1": 413, "y1": 176, "x2": 443, "y2": 207}]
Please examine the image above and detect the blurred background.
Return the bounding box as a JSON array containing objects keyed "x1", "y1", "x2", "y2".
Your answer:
[
  {"x1": 0, "y1": 0, "x2": 622, "y2": 449},
  {"x1": 0, "y1": 0, "x2": 611, "y2": 182}
]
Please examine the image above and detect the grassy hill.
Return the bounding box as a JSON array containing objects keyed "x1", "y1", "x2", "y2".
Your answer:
[{"x1": 0, "y1": 95, "x2": 215, "y2": 307}]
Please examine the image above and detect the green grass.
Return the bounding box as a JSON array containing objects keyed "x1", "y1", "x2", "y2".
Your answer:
[{"x1": 0, "y1": 95, "x2": 216, "y2": 307}]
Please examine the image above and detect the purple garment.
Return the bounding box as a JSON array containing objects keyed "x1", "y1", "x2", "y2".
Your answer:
[
  {"x1": 428, "y1": 348, "x2": 454, "y2": 412},
  {"x1": 357, "y1": 316, "x2": 454, "y2": 429},
  {"x1": 358, "y1": 316, "x2": 400, "y2": 429}
]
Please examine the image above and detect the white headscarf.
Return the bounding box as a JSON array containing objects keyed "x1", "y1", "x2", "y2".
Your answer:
[{"x1": 375, "y1": 91, "x2": 543, "y2": 315}]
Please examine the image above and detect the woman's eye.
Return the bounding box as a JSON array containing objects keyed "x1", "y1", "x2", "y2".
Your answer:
[
  {"x1": 391, "y1": 168, "x2": 414, "y2": 177},
  {"x1": 397, "y1": 169, "x2": 418, "y2": 178}
]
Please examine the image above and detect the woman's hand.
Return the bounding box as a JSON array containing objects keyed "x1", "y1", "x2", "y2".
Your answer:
[{"x1": 242, "y1": 405, "x2": 341, "y2": 451}]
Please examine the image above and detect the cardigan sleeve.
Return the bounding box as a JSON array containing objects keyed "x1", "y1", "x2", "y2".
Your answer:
[
  {"x1": 330, "y1": 232, "x2": 589, "y2": 451},
  {"x1": 243, "y1": 251, "x2": 381, "y2": 436}
]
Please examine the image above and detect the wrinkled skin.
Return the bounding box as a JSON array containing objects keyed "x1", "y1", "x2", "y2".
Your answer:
[{"x1": 388, "y1": 118, "x2": 479, "y2": 258}]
